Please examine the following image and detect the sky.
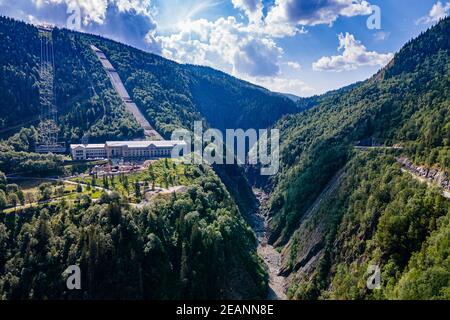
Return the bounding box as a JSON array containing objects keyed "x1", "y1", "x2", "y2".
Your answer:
[{"x1": 0, "y1": 0, "x2": 448, "y2": 97}]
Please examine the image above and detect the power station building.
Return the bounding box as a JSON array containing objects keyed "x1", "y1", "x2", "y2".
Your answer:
[{"x1": 70, "y1": 140, "x2": 186, "y2": 161}]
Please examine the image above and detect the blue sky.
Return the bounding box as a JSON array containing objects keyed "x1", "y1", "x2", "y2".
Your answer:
[{"x1": 0, "y1": 0, "x2": 448, "y2": 96}]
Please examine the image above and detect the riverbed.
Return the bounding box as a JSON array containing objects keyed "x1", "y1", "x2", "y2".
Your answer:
[{"x1": 250, "y1": 189, "x2": 287, "y2": 300}]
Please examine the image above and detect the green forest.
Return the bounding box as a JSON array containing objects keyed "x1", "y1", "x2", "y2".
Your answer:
[
  {"x1": 0, "y1": 16, "x2": 301, "y2": 175},
  {"x1": 0, "y1": 13, "x2": 450, "y2": 301},
  {"x1": 265, "y1": 17, "x2": 450, "y2": 299},
  {"x1": 0, "y1": 164, "x2": 267, "y2": 299},
  {"x1": 285, "y1": 152, "x2": 450, "y2": 299},
  {"x1": 0, "y1": 16, "x2": 301, "y2": 142},
  {"x1": 0, "y1": 16, "x2": 275, "y2": 299}
]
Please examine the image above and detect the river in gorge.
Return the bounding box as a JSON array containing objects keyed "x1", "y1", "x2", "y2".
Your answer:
[{"x1": 249, "y1": 189, "x2": 287, "y2": 300}]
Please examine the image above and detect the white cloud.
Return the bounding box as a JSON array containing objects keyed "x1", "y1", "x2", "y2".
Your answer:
[
  {"x1": 234, "y1": 37, "x2": 283, "y2": 76},
  {"x1": 144, "y1": 29, "x2": 163, "y2": 54},
  {"x1": 312, "y1": 32, "x2": 393, "y2": 72},
  {"x1": 264, "y1": 0, "x2": 373, "y2": 37},
  {"x1": 31, "y1": 0, "x2": 154, "y2": 25},
  {"x1": 154, "y1": 17, "x2": 283, "y2": 77},
  {"x1": 373, "y1": 31, "x2": 390, "y2": 41},
  {"x1": 115, "y1": 0, "x2": 152, "y2": 15},
  {"x1": 152, "y1": 15, "x2": 317, "y2": 95},
  {"x1": 285, "y1": 61, "x2": 301, "y2": 69},
  {"x1": 10, "y1": 0, "x2": 158, "y2": 50},
  {"x1": 32, "y1": 0, "x2": 109, "y2": 25},
  {"x1": 417, "y1": 1, "x2": 450, "y2": 24},
  {"x1": 244, "y1": 76, "x2": 315, "y2": 96},
  {"x1": 25, "y1": 13, "x2": 43, "y2": 25},
  {"x1": 232, "y1": 0, "x2": 263, "y2": 23}
]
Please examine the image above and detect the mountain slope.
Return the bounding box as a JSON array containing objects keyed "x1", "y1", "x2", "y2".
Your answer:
[
  {"x1": 0, "y1": 15, "x2": 298, "y2": 216},
  {"x1": 0, "y1": 16, "x2": 275, "y2": 299},
  {"x1": 0, "y1": 17, "x2": 144, "y2": 142},
  {"x1": 265, "y1": 17, "x2": 450, "y2": 299},
  {"x1": 0, "y1": 163, "x2": 267, "y2": 299},
  {"x1": 0, "y1": 16, "x2": 300, "y2": 142}
]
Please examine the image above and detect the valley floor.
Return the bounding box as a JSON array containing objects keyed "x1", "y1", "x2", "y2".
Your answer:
[
  {"x1": 258, "y1": 242, "x2": 287, "y2": 300},
  {"x1": 250, "y1": 189, "x2": 287, "y2": 300}
]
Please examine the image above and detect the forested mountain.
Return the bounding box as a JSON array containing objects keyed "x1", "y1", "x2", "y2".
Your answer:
[
  {"x1": 0, "y1": 15, "x2": 304, "y2": 183},
  {"x1": 0, "y1": 17, "x2": 143, "y2": 142},
  {"x1": 265, "y1": 17, "x2": 450, "y2": 299},
  {"x1": 0, "y1": 16, "x2": 300, "y2": 142},
  {"x1": 0, "y1": 16, "x2": 277, "y2": 299},
  {"x1": 0, "y1": 164, "x2": 266, "y2": 299},
  {"x1": 1, "y1": 13, "x2": 449, "y2": 301},
  {"x1": 0, "y1": 14, "x2": 286, "y2": 222}
]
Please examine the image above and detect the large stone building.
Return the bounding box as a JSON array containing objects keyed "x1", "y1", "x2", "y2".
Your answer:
[{"x1": 70, "y1": 140, "x2": 186, "y2": 161}]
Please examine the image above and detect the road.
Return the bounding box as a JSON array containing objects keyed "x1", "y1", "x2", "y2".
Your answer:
[
  {"x1": 133, "y1": 185, "x2": 187, "y2": 208},
  {"x1": 354, "y1": 146, "x2": 403, "y2": 151},
  {"x1": 8, "y1": 176, "x2": 109, "y2": 192},
  {"x1": 400, "y1": 168, "x2": 450, "y2": 200},
  {"x1": 61, "y1": 178, "x2": 109, "y2": 192}
]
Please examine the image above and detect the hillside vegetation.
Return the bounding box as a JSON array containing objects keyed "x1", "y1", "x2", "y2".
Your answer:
[
  {"x1": 1, "y1": 14, "x2": 450, "y2": 301},
  {"x1": 0, "y1": 16, "x2": 300, "y2": 142},
  {"x1": 266, "y1": 17, "x2": 450, "y2": 299},
  {"x1": 0, "y1": 16, "x2": 276, "y2": 299},
  {"x1": 284, "y1": 153, "x2": 450, "y2": 299},
  {"x1": 0, "y1": 164, "x2": 267, "y2": 299}
]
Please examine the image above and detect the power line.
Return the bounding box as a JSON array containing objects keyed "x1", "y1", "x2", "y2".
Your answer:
[
  {"x1": 0, "y1": 117, "x2": 40, "y2": 134},
  {"x1": 35, "y1": 25, "x2": 65, "y2": 154}
]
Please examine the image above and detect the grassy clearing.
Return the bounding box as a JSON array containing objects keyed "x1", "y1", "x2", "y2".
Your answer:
[
  {"x1": 69, "y1": 159, "x2": 198, "y2": 203},
  {"x1": 1, "y1": 159, "x2": 200, "y2": 213}
]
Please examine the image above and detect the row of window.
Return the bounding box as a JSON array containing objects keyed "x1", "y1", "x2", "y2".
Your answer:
[
  {"x1": 73, "y1": 147, "x2": 173, "y2": 159},
  {"x1": 86, "y1": 151, "x2": 107, "y2": 156},
  {"x1": 126, "y1": 148, "x2": 171, "y2": 157}
]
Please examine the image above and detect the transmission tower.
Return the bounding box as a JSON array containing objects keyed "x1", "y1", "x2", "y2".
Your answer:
[{"x1": 35, "y1": 25, "x2": 65, "y2": 153}]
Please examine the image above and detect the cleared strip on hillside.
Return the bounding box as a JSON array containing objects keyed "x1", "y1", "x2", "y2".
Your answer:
[{"x1": 90, "y1": 45, "x2": 162, "y2": 140}]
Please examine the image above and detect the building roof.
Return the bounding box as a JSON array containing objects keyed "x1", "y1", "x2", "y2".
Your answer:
[
  {"x1": 70, "y1": 140, "x2": 186, "y2": 150},
  {"x1": 71, "y1": 144, "x2": 105, "y2": 149},
  {"x1": 106, "y1": 140, "x2": 186, "y2": 148}
]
